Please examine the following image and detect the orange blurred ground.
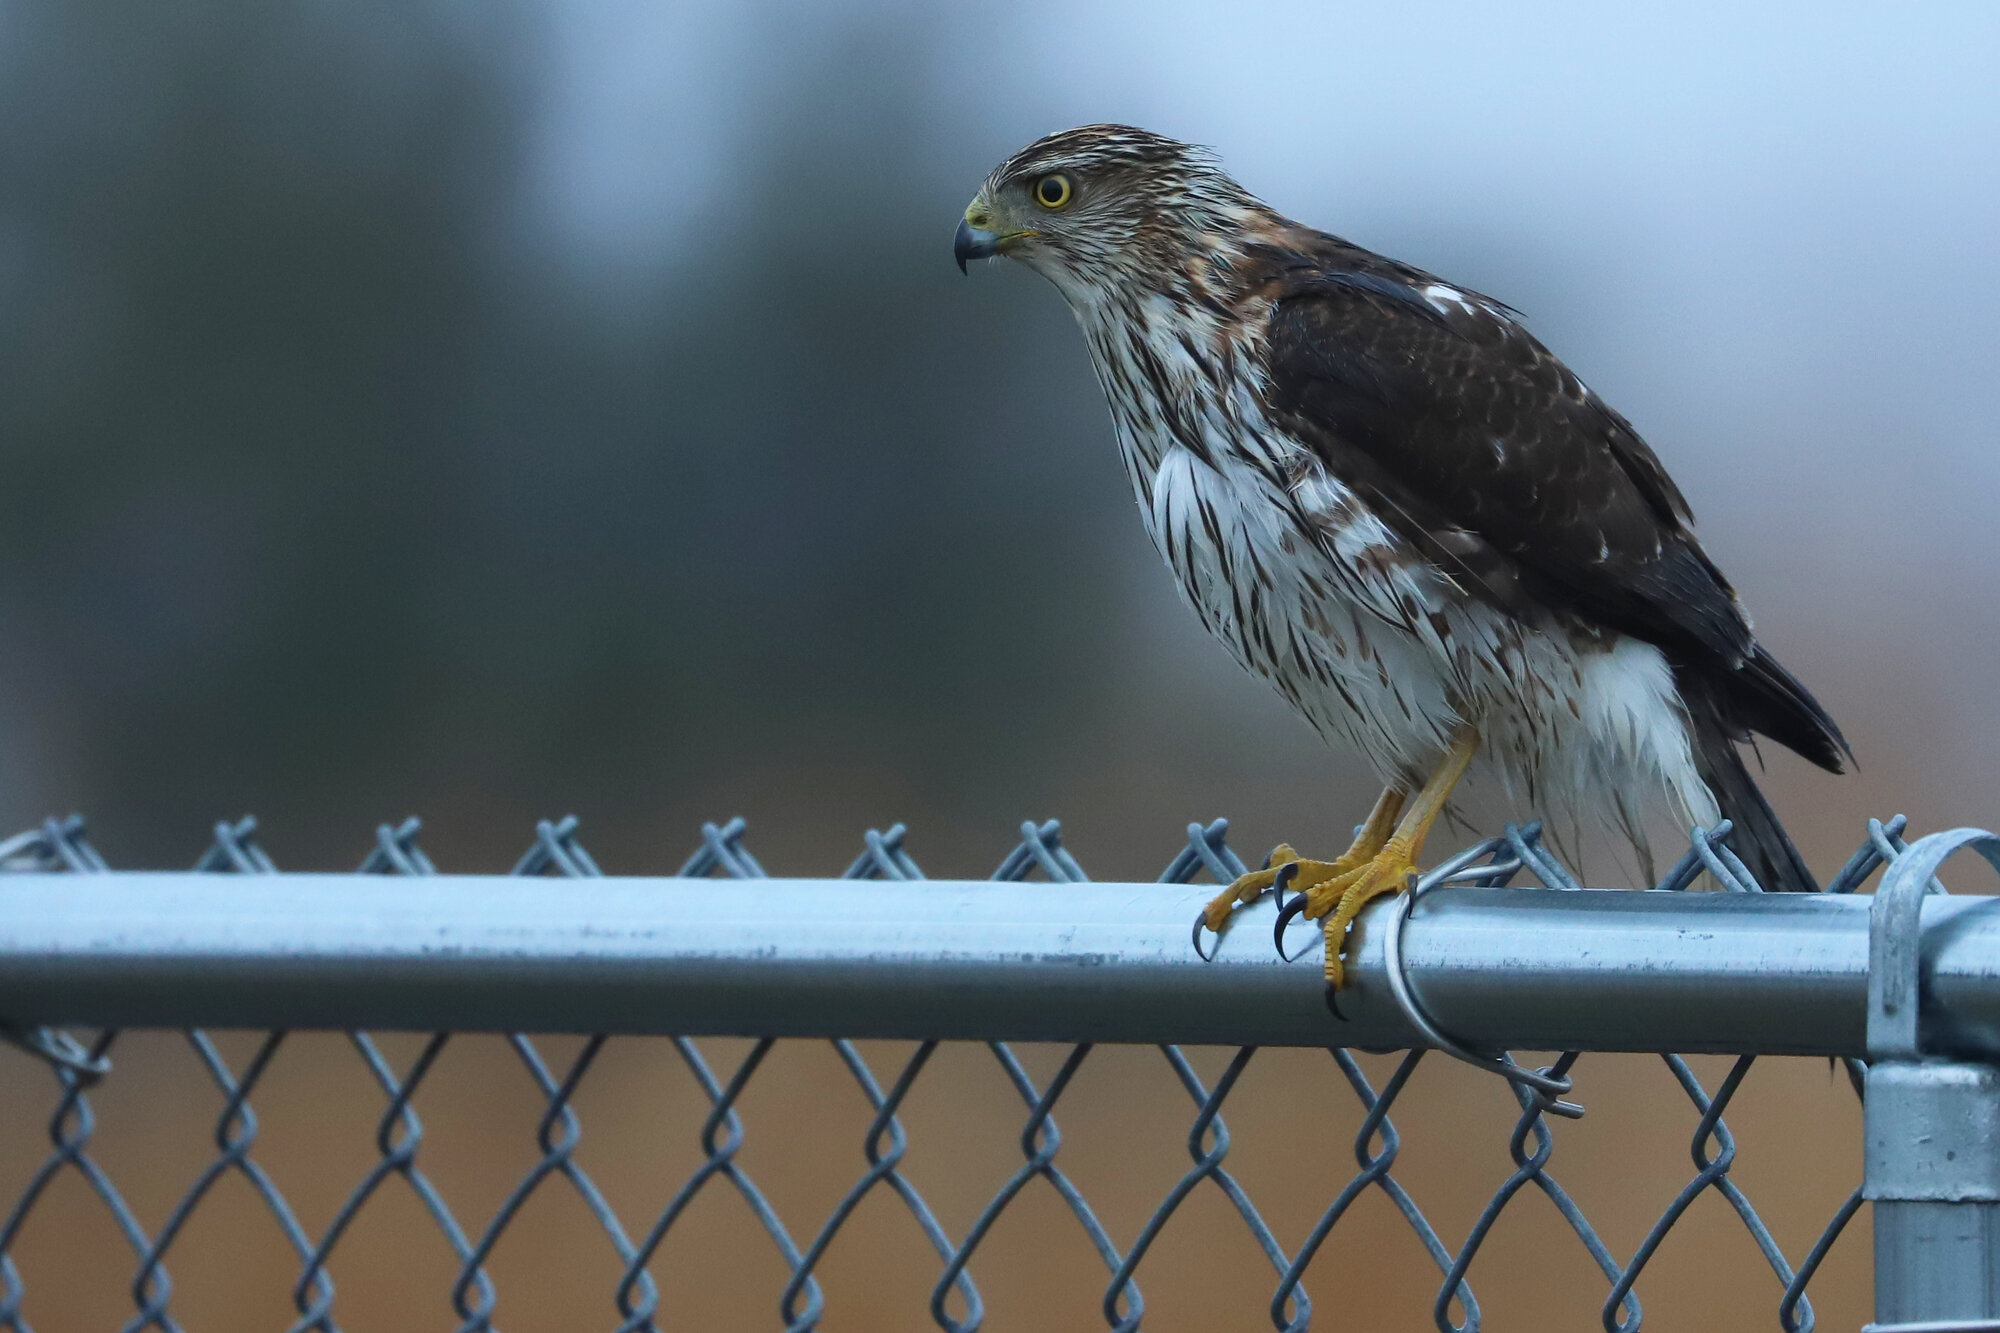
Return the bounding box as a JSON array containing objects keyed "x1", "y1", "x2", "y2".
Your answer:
[{"x1": 0, "y1": 1032, "x2": 1869, "y2": 1332}]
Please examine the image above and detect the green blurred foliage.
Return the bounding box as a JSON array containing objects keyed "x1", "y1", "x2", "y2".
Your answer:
[{"x1": 0, "y1": 4, "x2": 1137, "y2": 868}]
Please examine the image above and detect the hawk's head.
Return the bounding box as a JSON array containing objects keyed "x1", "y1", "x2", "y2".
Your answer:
[{"x1": 956, "y1": 125, "x2": 1274, "y2": 304}]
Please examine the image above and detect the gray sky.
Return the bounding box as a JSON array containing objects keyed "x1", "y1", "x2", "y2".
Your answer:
[{"x1": 525, "y1": 0, "x2": 2000, "y2": 823}]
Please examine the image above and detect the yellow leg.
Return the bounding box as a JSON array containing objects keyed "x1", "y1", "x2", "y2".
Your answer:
[
  {"x1": 1303, "y1": 727, "x2": 1481, "y2": 990},
  {"x1": 1200, "y1": 787, "x2": 1407, "y2": 936}
]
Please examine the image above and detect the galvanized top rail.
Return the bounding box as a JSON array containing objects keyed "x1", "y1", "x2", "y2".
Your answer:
[
  {"x1": 3, "y1": 811, "x2": 1996, "y2": 1333},
  {"x1": 3, "y1": 866, "x2": 1997, "y2": 1057}
]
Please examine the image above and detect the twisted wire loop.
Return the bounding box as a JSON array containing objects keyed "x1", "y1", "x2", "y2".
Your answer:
[
  {"x1": 784, "y1": 1041, "x2": 978, "y2": 1332},
  {"x1": 0, "y1": 813, "x2": 1936, "y2": 1330},
  {"x1": 1778, "y1": 1062, "x2": 1868, "y2": 1333},
  {"x1": 1435, "y1": 1048, "x2": 1636, "y2": 1333},
  {"x1": 928, "y1": 822, "x2": 1138, "y2": 1330},
  {"x1": 0, "y1": 816, "x2": 106, "y2": 875},
  {"x1": 0, "y1": 1028, "x2": 172, "y2": 1333},
  {"x1": 926, "y1": 821, "x2": 1221, "y2": 1332},
  {"x1": 1103, "y1": 1046, "x2": 1303, "y2": 1333},
  {"x1": 781, "y1": 822, "x2": 979, "y2": 1333},
  {"x1": 291, "y1": 818, "x2": 496, "y2": 1332},
  {"x1": 0, "y1": 817, "x2": 111, "y2": 1085},
  {"x1": 1103, "y1": 820, "x2": 1308, "y2": 1333},
  {"x1": 118, "y1": 820, "x2": 346, "y2": 1333},
  {"x1": 1822, "y1": 814, "x2": 1942, "y2": 897},
  {"x1": 450, "y1": 816, "x2": 660, "y2": 1332},
  {"x1": 0, "y1": 816, "x2": 276, "y2": 1333},
  {"x1": 645, "y1": 818, "x2": 819, "y2": 1331},
  {"x1": 1274, "y1": 1050, "x2": 1472, "y2": 1333},
  {"x1": 934, "y1": 1044, "x2": 1128, "y2": 1331},
  {"x1": 1594, "y1": 817, "x2": 1919, "y2": 1333},
  {"x1": 1769, "y1": 815, "x2": 1917, "y2": 1333},
  {"x1": 143, "y1": 1032, "x2": 339, "y2": 1332},
  {"x1": 1379, "y1": 817, "x2": 1904, "y2": 1333},
  {"x1": 1603, "y1": 1058, "x2": 1802, "y2": 1332},
  {"x1": 1162, "y1": 818, "x2": 1250, "y2": 886}
]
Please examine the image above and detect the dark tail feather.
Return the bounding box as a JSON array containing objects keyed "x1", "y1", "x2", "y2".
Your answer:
[
  {"x1": 1687, "y1": 683, "x2": 1821, "y2": 893},
  {"x1": 1732, "y1": 645, "x2": 1851, "y2": 774}
]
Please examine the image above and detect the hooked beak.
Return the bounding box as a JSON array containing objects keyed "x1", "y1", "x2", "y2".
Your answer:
[{"x1": 954, "y1": 216, "x2": 1000, "y2": 273}]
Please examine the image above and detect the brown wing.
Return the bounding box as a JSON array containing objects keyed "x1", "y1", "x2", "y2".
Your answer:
[{"x1": 1256, "y1": 235, "x2": 1847, "y2": 772}]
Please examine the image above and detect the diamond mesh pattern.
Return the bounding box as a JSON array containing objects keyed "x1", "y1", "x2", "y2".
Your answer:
[{"x1": 0, "y1": 811, "x2": 1891, "y2": 1331}]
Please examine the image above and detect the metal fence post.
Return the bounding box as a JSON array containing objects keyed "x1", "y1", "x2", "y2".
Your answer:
[{"x1": 1866, "y1": 829, "x2": 2000, "y2": 1333}]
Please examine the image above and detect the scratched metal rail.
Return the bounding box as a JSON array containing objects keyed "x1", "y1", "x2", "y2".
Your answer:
[{"x1": 0, "y1": 810, "x2": 1988, "y2": 1333}]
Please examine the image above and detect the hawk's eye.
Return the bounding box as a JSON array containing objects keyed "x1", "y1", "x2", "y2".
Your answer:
[{"x1": 1033, "y1": 174, "x2": 1072, "y2": 209}]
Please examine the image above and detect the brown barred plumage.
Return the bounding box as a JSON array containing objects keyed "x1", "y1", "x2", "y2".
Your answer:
[{"x1": 958, "y1": 125, "x2": 1846, "y2": 895}]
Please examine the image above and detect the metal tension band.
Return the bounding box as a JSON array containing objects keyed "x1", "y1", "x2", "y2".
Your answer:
[
  {"x1": 1380, "y1": 828, "x2": 1587, "y2": 1119},
  {"x1": 1369, "y1": 818, "x2": 1848, "y2": 1123},
  {"x1": 1866, "y1": 827, "x2": 2000, "y2": 1061}
]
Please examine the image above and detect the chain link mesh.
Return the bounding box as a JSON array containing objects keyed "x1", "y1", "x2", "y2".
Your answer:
[{"x1": 0, "y1": 810, "x2": 1890, "y2": 1331}]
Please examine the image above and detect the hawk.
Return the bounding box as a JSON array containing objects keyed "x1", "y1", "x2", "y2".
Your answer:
[{"x1": 955, "y1": 125, "x2": 1848, "y2": 997}]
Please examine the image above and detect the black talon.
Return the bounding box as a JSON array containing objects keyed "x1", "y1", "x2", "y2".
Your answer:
[
  {"x1": 1325, "y1": 983, "x2": 1346, "y2": 1020},
  {"x1": 1280, "y1": 892, "x2": 1312, "y2": 956},
  {"x1": 1191, "y1": 912, "x2": 1216, "y2": 962},
  {"x1": 1269, "y1": 858, "x2": 1300, "y2": 913}
]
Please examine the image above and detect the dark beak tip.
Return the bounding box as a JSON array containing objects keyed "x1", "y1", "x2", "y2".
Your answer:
[
  {"x1": 954, "y1": 217, "x2": 997, "y2": 275},
  {"x1": 953, "y1": 217, "x2": 975, "y2": 275}
]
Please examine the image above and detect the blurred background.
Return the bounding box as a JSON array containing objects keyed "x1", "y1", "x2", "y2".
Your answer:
[{"x1": 0, "y1": 1, "x2": 1993, "y2": 1328}]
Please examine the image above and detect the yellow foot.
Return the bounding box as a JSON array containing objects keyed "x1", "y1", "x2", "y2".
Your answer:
[
  {"x1": 1278, "y1": 840, "x2": 1421, "y2": 991},
  {"x1": 1199, "y1": 844, "x2": 1371, "y2": 935},
  {"x1": 1191, "y1": 789, "x2": 1409, "y2": 961}
]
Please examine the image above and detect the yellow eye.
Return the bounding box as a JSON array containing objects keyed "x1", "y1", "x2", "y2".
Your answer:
[{"x1": 1033, "y1": 174, "x2": 1072, "y2": 209}]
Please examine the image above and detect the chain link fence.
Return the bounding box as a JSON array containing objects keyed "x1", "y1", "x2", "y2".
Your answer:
[{"x1": 0, "y1": 809, "x2": 1957, "y2": 1332}]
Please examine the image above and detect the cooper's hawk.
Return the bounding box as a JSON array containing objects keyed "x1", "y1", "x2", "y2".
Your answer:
[{"x1": 955, "y1": 125, "x2": 1846, "y2": 1000}]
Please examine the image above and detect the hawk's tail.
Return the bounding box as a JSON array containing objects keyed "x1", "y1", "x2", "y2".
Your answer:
[{"x1": 1682, "y1": 665, "x2": 1823, "y2": 894}]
